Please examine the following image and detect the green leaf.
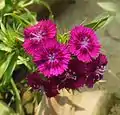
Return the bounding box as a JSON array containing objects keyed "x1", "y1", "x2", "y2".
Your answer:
[
  {"x1": 58, "y1": 32, "x2": 69, "y2": 43},
  {"x1": 22, "y1": 8, "x2": 37, "y2": 24},
  {"x1": 0, "y1": 53, "x2": 14, "y2": 80},
  {"x1": 103, "y1": 16, "x2": 114, "y2": 27},
  {"x1": 97, "y1": 2, "x2": 118, "y2": 12},
  {"x1": 17, "y1": 0, "x2": 26, "y2": 7},
  {"x1": 0, "y1": 51, "x2": 5, "y2": 60},
  {"x1": 0, "y1": 43, "x2": 12, "y2": 52},
  {"x1": 17, "y1": 56, "x2": 32, "y2": 70},
  {"x1": 85, "y1": 16, "x2": 109, "y2": 30},
  {"x1": 0, "y1": 31, "x2": 8, "y2": 43},
  {"x1": 0, "y1": 101, "x2": 15, "y2": 115},
  {"x1": 5, "y1": 24, "x2": 18, "y2": 45},
  {"x1": 11, "y1": 78, "x2": 25, "y2": 115},
  {"x1": 2, "y1": 53, "x2": 17, "y2": 85},
  {"x1": 0, "y1": 0, "x2": 5, "y2": 10},
  {"x1": 0, "y1": 22, "x2": 6, "y2": 34},
  {"x1": 39, "y1": 0, "x2": 54, "y2": 20},
  {"x1": 93, "y1": 12, "x2": 109, "y2": 21},
  {"x1": 4, "y1": 13, "x2": 31, "y2": 26},
  {"x1": 2, "y1": 0, "x2": 13, "y2": 13},
  {"x1": 18, "y1": 0, "x2": 33, "y2": 8}
]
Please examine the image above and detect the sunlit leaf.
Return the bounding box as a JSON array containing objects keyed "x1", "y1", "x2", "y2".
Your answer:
[
  {"x1": 2, "y1": 0, "x2": 13, "y2": 14},
  {"x1": 0, "y1": 22, "x2": 6, "y2": 34},
  {"x1": 85, "y1": 16, "x2": 109, "y2": 30},
  {"x1": 0, "y1": 0, "x2": 5, "y2": 10},
  {"x1": 17, "y1": 0, "x2": 26, "y2": 7},
  {"x1": 98, "y1": 2, "x2": 118, "y2": 12},
  {"x1": 17, "y1": 56, "x2": 32, "y2": 70},
  {"x1": 0, "y1": 43, "x2": 12, "y2": 52},
  {"x1": 0, "y1": 53, "x2": 14, "y2": 80},
  {"x1": 18, "y1": 0, "x2": 33, "y2": 8},
  {"x1": 2, "y1": 53, "x2": 17, "y2": 85},
  {"x1": 92, "y1": 13, "x2": 113, "y2": 28},
  {"x1": 0, "y1": 30, "x2": 8, "y2": 43},
  {"x1": 10, "y1": 78, "x2": 25, "y2": 115},
  {"x1": 4, "y1": 13, "x2": 31, "y2": 26},
  {"x1": 0, "y1": 101, "x2": 15, "y2": 115},
  {"x1": 93, "y1": 13, "x2": 109, "y2": 21},
  {"x1": 22, "y1": 8, "x2": 37, "y2": 24},
  {"x1": 6, "y1": 25, "x2": 18, "y2": 44},
  {"x1": 58, "y1": 32, "x2": 69, "y2": 43}
]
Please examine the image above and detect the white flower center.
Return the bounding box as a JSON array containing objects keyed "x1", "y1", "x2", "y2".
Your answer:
[
  {"x1": 81, "y1": 37, "x2": 89, "y2": 47},
  {"x1": 30, "y1": 31, "x2": 46, "y2": 41},
  {"x1": 48, "y1": 53, "x2": 56, "y2": 62}
]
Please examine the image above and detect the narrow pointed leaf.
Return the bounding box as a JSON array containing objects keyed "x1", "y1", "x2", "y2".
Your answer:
[
  {"x1": 39, "y1": 0, "x2": 54, "y2": 20},
  {"x1": 2, "y1": 53, "x2": 17, "y2": 85},
  {"x1": 85, "y1": 16, "x2": 109, "y2": 30},
  {"x1": 0, "y1": 51, "x2": 5, "y2": 60},
  {"x1": 17, "y1": 56, "x2": 32, "y2": 70},
  {"x1": 0, "y1": 43, "x2": 12, "y2": 52},
  {"x1": 0, "y1": 22, "x2": 6, "y2": 34},
  {"x1": 0, "y1": 53, "x2": 14, "y2": 80},
  {"x1": 0, "y1": 101, "x2": 15, "y2": 115}
]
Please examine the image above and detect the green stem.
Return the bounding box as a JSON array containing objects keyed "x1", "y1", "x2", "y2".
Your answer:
[
  {"x1": 21, "y1": 0, "x2": 34, "y2": 8},
  {"x1": 39, "y1": 0, "x2": 54, "y2": 20},
  {"x1": 11, "y1": 78, "x2": 24, "y2": 115}
]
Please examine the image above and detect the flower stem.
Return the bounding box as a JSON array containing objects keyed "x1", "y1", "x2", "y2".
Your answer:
[
  {"x1": 21, "y1": 0, "x2": 34, "y2": 8},
  {"x1": 11, "y1": 78, "x2": 24, "y2": 115}
]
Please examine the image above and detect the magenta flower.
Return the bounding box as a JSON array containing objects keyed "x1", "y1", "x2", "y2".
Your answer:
[
  {"x1": 57, "y1": 59, "x2": 87, "y2": 89},
  {"x1": 27, "y1": 72, "x2": 59, "y2": 97},
  {"x1": 27, "y1": 72, "x2": 43, "y2": 90},
  {"x1": 69, "y1": 25, "x2": 101, "y2": 62},
  {"x1": 24, "y1": 20, "x2": 57, "y2": 41},
  {"x1": 34, "y1": 39, "x2": 71, "y2": 77},
  {"x1": 86, "y1": 53, "x2": 108, "y2": 87},
  {"x1": 23, "y1": 20, "x2": 57, "y2": 56},
  {"x1": 57, "y1": 53, "x2": 107, "y2": 89},
  {"x1": 23, "y1": 39, "x2": 41, "y2": 56}
]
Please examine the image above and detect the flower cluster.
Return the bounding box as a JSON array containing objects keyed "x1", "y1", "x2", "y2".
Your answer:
[{"x1": 23, "y1": 20, "x2": 108, "y2": 97}]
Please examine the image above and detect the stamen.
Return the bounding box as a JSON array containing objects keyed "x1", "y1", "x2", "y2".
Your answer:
[
  {"x1": 30, "y1": 31, "x2": 46, "y2": 41},
  {"x1": 81, "y1": 36, "x2": 89, "y2": 47},
  {"x1": 48, "y1": 53, "x2": 56, "y2": 62}
]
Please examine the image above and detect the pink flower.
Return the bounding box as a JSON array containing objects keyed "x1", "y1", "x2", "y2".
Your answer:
[
  {"x1": 23, "y1": 20, "x2": 57, "y2": 56},
  {"x1": 27, "y1": 54, "x2": 107, "y2": 97},
  {"x1": 86, "y1": 53, "x2": 108, "y2": 87},
  {"x1": 57, "y1": 59, "x2": 87, "y2": 89},
  {"x1": 27, "y1": 72, "x2": 43, "y2": 90},
  {"x1": 27, "y1": 72, "x2": 59, "y2": 97},
  {"x1": 57, "y1": 53, "x2": 107, "y2": 89},
  {"x1": 23, "y1": 39, "x2": 41, "y2": 56},
  {"x1": 24, "y1": 20, "x2": 57, "y2": 41},
  {"x1": 34, "y1": 39, "x2": 71, "y2": 77},
  {"x1": 69, "y1": 25, "x2": 101, "y2": 62}
]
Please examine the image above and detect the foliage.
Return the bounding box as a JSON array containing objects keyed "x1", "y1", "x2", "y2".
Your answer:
[{"x1": 0, "y1": 101, "x2": 15, "y2": 115}]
